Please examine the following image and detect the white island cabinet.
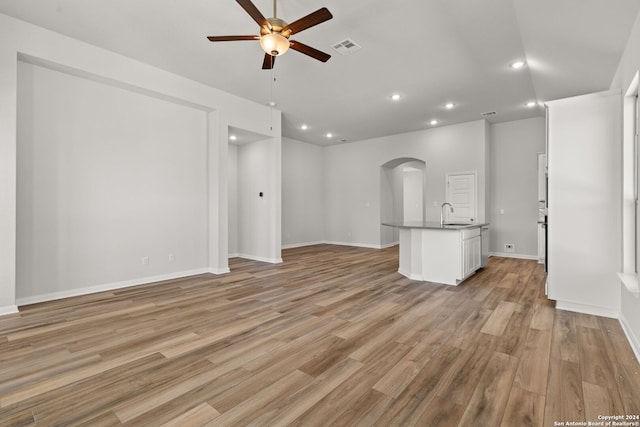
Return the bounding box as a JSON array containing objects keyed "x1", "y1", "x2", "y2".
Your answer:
[
  {"x1": 462, "y1": 228, "x2": 482, "y2": 278},
  {"x1": 383, "y1": 222, "x2": 489, "y2": 286}
]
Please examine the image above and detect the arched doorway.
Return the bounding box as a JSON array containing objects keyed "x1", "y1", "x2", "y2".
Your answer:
[{"x1": 380, "y1": 158, "x2": 426, "y2": 246}]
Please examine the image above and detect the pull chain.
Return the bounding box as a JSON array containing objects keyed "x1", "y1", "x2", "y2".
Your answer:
[{"x1": 269, "y1": 67, "x2": 275, "y2": 131}]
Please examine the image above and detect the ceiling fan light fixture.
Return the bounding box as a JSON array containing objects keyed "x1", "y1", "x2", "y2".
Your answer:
[{"x1": 260, "y1": 32, "x2": 290, "y2": 56}]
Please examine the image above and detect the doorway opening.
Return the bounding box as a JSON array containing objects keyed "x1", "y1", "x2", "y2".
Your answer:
[{"x1": 380, "y1": 158, "x2": 427, "y2": 246}]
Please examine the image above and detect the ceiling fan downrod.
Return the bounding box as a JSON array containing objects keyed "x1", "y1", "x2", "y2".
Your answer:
[{"x1": 265, "y1": 0, "x2": 287, "y2": 34}]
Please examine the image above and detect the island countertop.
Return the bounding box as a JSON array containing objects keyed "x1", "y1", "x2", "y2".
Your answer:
[{"x1": 382, "y1": 221, "x2": 489, "y2": 230}]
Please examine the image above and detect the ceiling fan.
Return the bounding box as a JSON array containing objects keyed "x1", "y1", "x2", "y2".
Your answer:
[{"x1": 207, "y1": 0, "x2": 333, "y2": 69}]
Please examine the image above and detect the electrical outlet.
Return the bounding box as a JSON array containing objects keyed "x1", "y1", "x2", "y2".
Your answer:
[
  {"x1": 504, "y1": 244, "x2": 514, "y2": 253},
  {"x1": 142, "y1": 256, "x2": 149, "y2": 265},
  {"x1": 169, "y1": 253, "x2": 175, "y2": 262}
]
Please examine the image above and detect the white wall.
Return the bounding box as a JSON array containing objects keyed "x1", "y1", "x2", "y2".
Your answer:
[
  {"x1": 228, "y1": 144, "x2": 239, "y2": 256},
  {"x1": 323, "y1": 120, "x2": 489, "y2": 247},
  {"x1": 281, "y1": 118, "x2": 543, "y2": 260},
  {"x1": 611, "y1": 8, "x2": 640, "y2": 360},
  {"x1": 0, "y1": 13, "x2": 280, "y2": 313},
  {"x1": 281, "y1": 137, "x2": 324, "y2": 248},
  {"x1": 230, "y1": 136, "x2": 282, "y2": 262},
  {"x1": 237, "y1": 138, "x2": 282, "y2": 263},
  {"x1": 392, "y1": 167, "x2": 404, "y2": 224},
  {"x1": 403, "y1": 165, "x2": 425, "y2": 222},
  {"x1": 16, "y1": 62, "x2": 209, "y2": 303},
  {"x1": 379, "y1": 164, "x2": 403, "y2": 246},
  {"x1": 282, "y1": 121, "x2": 491, "y2": 251},
  {"x1": 490, "y1": 117, "x2": 546, "y2": 258}
]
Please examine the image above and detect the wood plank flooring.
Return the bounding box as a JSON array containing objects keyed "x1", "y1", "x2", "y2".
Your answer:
[{"x1": 0, "y1": 244, "x2": 639, "y2": 426}]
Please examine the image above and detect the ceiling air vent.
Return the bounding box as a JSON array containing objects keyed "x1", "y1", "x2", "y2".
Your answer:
[
  {"x1": 481, "y1": 111, "x2": 497, "y2": 117},
  {"x1": 332, "y1": 39, "x2": 361, "y2": 56}
]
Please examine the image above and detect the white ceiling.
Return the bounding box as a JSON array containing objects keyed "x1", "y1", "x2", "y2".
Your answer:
[{"x1": 1, "y1": 0, "x2": 639, "y2": 146}]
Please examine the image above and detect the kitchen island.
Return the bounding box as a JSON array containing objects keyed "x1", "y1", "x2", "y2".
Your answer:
[{"x1": 382, "y1": 221, "x2": 489, "y2": 285}]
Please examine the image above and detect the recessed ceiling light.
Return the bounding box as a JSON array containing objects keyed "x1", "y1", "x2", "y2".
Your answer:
[
  {"x1": 229, "y1": 135, "x2": 237, "y2": 141},
  {"x1": 525, "y1": 101, "x2": 538, "y2": 107},
  {"x1": 429, "y1": 119, "x2": 439, "y2": 126},
  {"x1": 326, "y1": 132, "x2": 333, "y2": 138},
  {"x1": 267, "y1": 101, "x2": 277, "y2": 107},
  {"x1": 391, "y1": 93, "x2": 401, "y2": 101},
  {"x1": 301, "y1": 124, "x2": 308, "y2": 130},
  {"x1": 444, "y1": 102, "x2": 455, "y2": 109},
  {"x1": 510, "y1": 60, "x2": 526, "y2": 69}
]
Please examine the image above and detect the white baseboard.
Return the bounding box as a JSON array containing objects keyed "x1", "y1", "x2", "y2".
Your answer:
[
  {"x1": 619, "y1": 312, "x2": 640, "y2": 365},
  {"x1": 398, "y1": 269, "x2": 422, "y2": 281},
  {"x1": 235, "y1": 254, "x2": 283, "y2": 264},
  {"x1": 283, "y1": 240, "x2": 399, "y2": 250},
  {"x1": 555, "y1": 300, "x2": 619, "y2": 319},
  {"x1": 490, "y1": 251, "x2": 539, "y2": 260},
  {"x1": 282, "y1": 241, "x2": 325, "y2": 250},
  {"x1": 209, "y1": 267, "x2": 230, "y2": 275},
  {"x1": 0, "y1": 305, "x2": 19, "y2": 316},
  {"x1": 284, "y1": 244, "x2": 531, "y2": 254},
  {"x1": 15, "y1": 268, "x2": 210, "y2": 306},
  {"x1": 323, "y1": 240, "x2": 385, "y2": 249},
  {"x1": 380, "y1": 241, "x2": 399, "y2": 249}
]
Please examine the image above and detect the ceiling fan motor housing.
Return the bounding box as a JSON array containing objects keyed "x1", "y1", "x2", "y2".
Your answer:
[{"x1": 261, "y1": 17, "x2": 288, "y2": 35}]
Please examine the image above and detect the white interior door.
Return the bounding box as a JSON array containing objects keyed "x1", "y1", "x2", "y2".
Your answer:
[{"x1": 446, "y1": 172, "x2": 477, "y2": 224}]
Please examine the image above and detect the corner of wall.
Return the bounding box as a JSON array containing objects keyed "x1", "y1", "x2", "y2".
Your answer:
[
  {"x1": 483, "y1": 119, "x2": 491, "y2": 224},
  {"x1": 0, "y1": 35, "x2": 18, "y2": 310},
  {"x1": 0, "y1": 305, "x2": 19, "y2": 316}
]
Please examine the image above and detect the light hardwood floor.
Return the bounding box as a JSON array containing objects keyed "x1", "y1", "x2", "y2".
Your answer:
[{"x1": 0, "y1": 244, "x2": 639, "y2": 426}]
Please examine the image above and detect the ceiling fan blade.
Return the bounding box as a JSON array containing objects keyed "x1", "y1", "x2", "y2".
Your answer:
[
  {"x1": 282, "y1": 7, "x2": 333, "y2": 36},
  {"x1": 262, "y1": 54, "x2": 275, "y2": 69},
  {"x1": 236, "y1": 0, "x2": 269, "y2": 29},
  {"x1": 289, "y1": 40, "x2": 331, "y2": 62},
  {"x1": 207, "y1": 35, "x2": 259, "y2": 42}
]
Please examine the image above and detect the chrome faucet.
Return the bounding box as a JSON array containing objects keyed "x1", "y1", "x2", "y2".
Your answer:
[{"x1": 440, "y1": 202, "x2": 454, "y2": 226}]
